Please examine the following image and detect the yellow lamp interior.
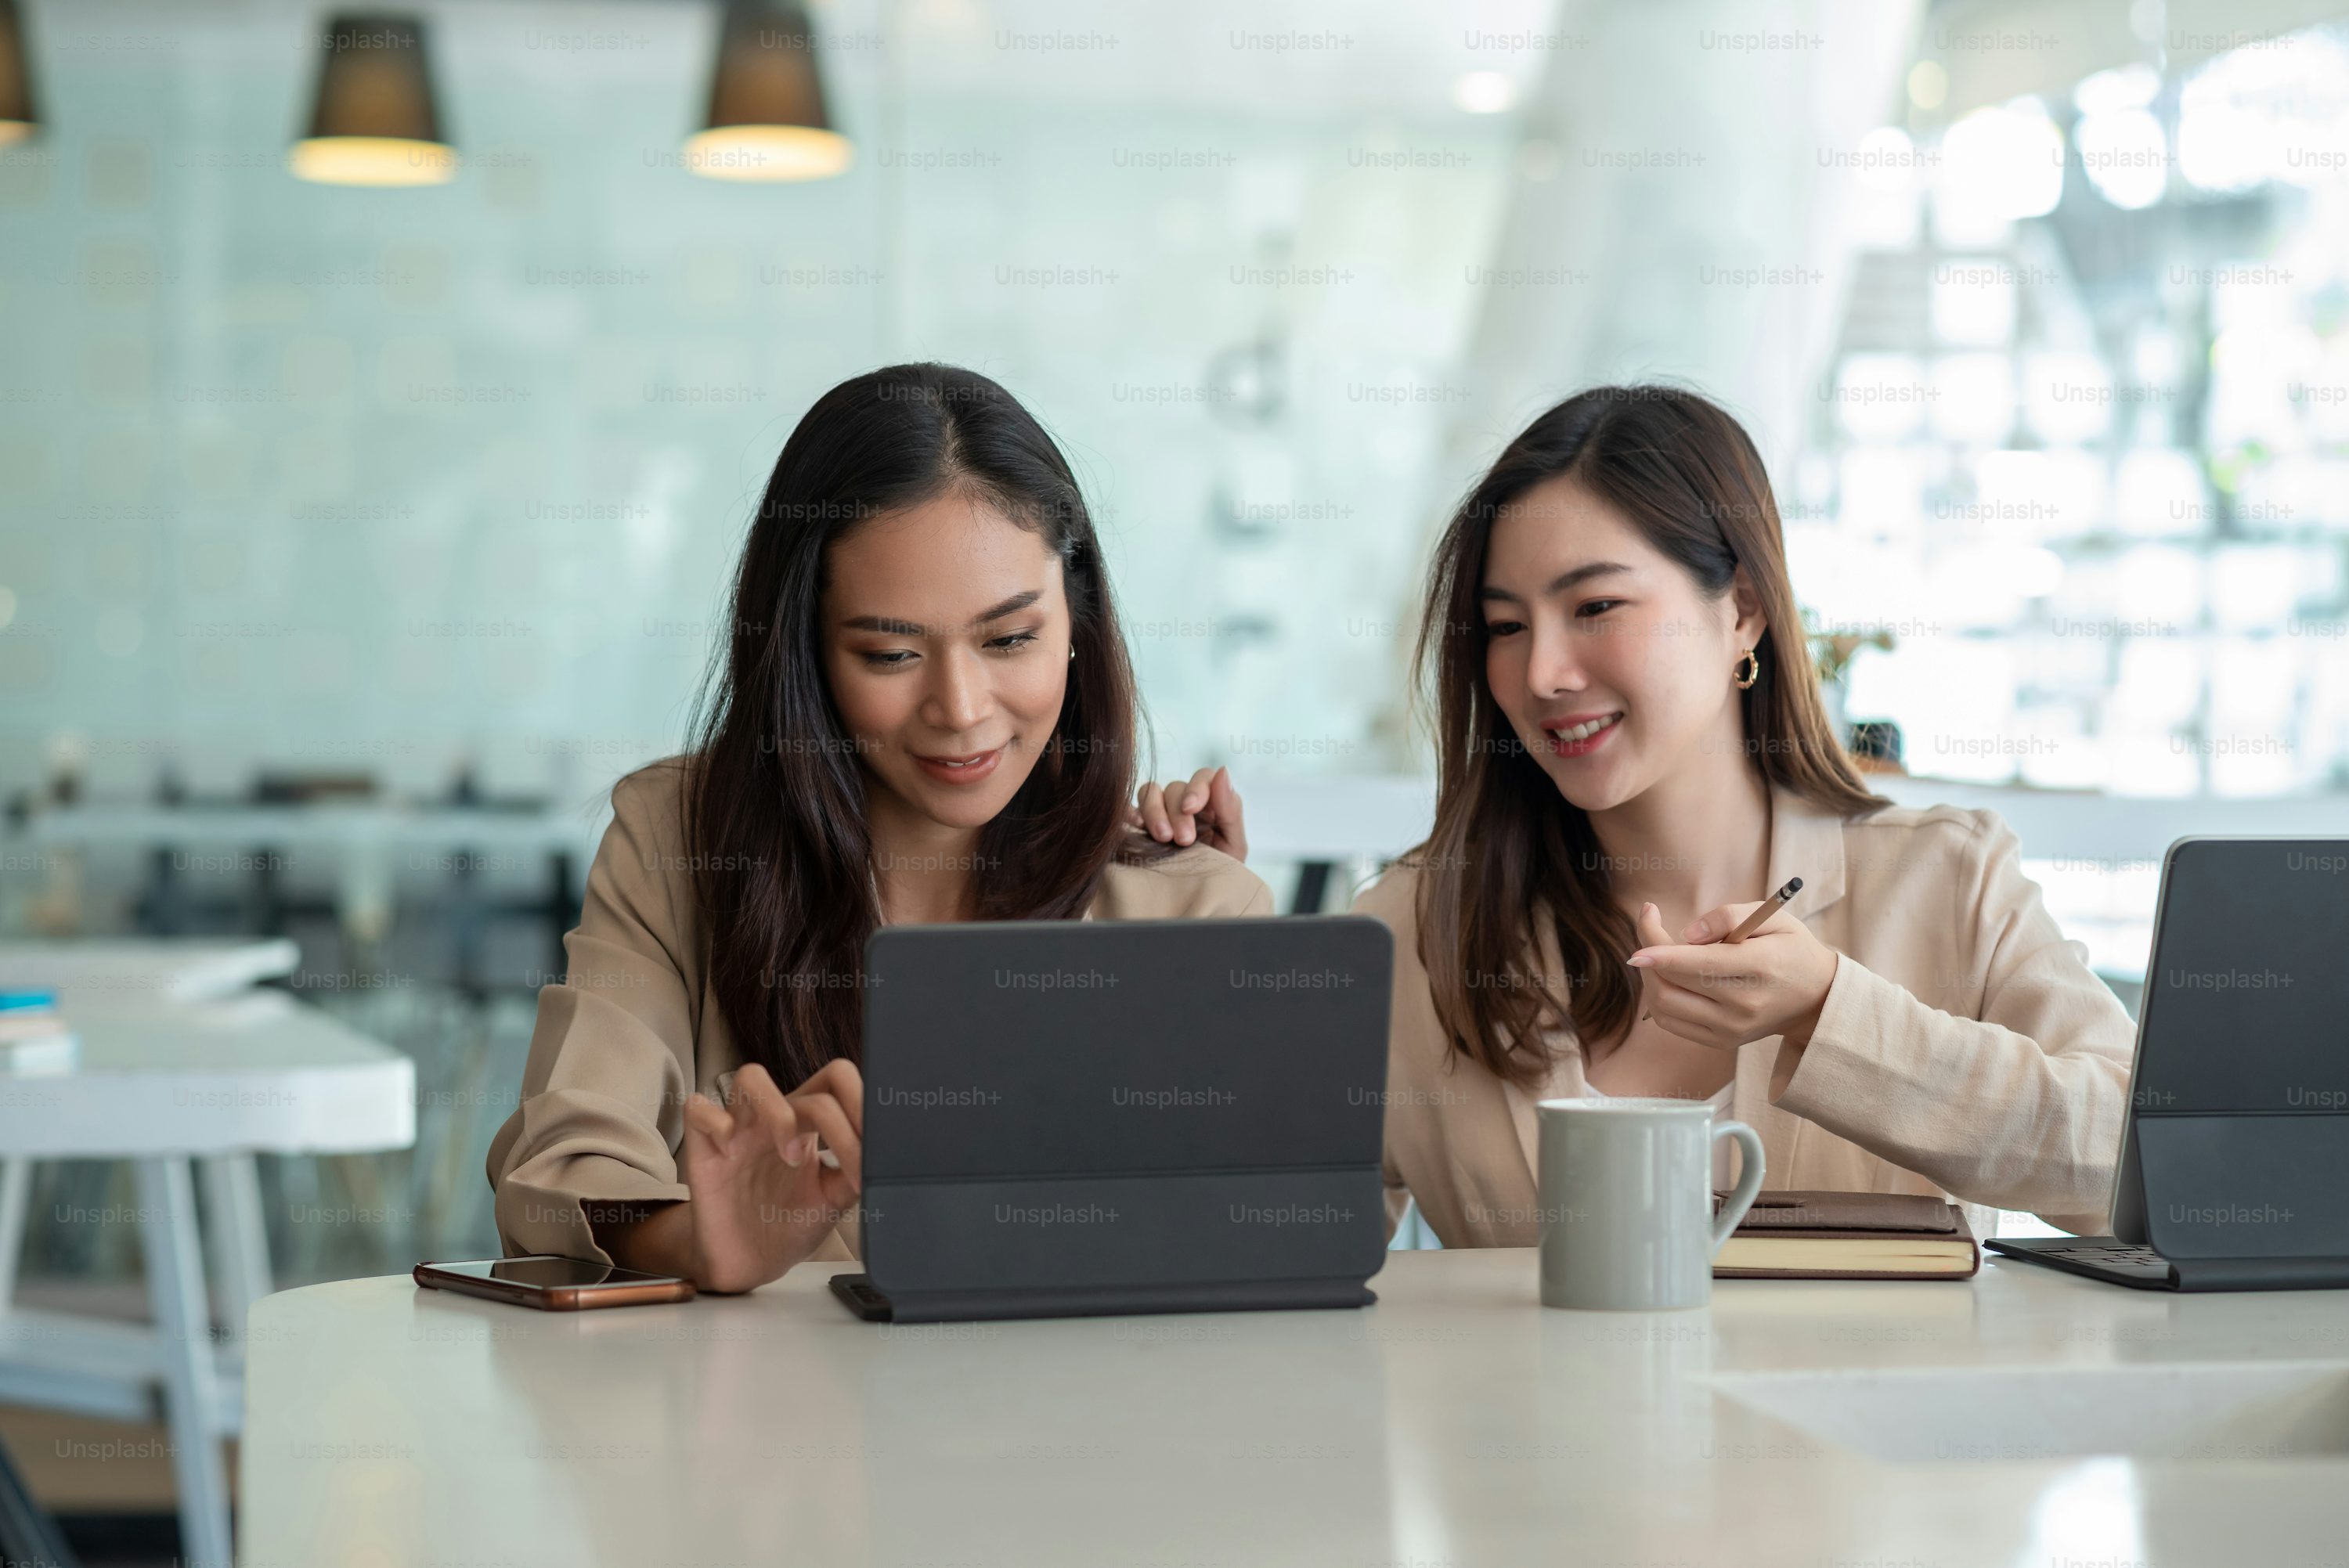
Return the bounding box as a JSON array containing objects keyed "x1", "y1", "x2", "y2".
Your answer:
[
  {"x1": 683, "y1": 124, "x2": 852, "y2": 182},
  {"x1": 288, "y1": 135, "x2": 457, "y2": 186},
  {"x1": 0, "y1": 121, "x2": 32, "y2": 146}
]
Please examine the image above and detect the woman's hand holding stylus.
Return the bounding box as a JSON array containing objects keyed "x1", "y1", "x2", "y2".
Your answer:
[
  {"x1": 676, "y1": 1058, "x2": 864, "y2": 1293},
  {"x1": 1627, "y1": 899, "x2": 1839, "y2": 1069}
]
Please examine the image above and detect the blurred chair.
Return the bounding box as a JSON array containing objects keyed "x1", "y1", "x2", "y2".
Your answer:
[{"x1": 0, "y1": 1432, "x2": 80, "y2": 1568}]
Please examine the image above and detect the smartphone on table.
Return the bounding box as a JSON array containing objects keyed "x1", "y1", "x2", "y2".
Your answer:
[{"x1": 413, "y1": 1256, "x2": 695, "y2": 1310}]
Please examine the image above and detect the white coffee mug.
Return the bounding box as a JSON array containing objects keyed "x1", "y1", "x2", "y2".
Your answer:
[{"x1": 1535, "y1": 1098, "x2": 1766, "y2": 1310}]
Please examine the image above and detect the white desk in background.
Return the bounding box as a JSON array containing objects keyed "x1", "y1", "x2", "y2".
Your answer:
[
  {"x1": 16, "y1": 802, "x2": 598, "y2": 910},
  {"x1": 241, "y1": 1248, "x2": 2349, "y2": 1567},
  {"x1": 12, "y1": 804, "x2": 603, "y2": 989},
  {"x1": 16, "y1": 803, "x2": 601, "y2": 856},
  {"x1": 0, "y1": 935, "x2": 300, "y2": 1005},
  {"x1": 1241, "y1": 773, "x2": 2349, "y2": 866},
  {"x1": 1245, "y1": 775, "x2": 2349, "y2": 983},
  {"x1": 0, "y1": 988, "x2": 415, "y2": 1568}
]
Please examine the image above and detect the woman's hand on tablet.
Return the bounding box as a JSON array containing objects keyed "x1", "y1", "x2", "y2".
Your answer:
[
  {"x1": 677, "y1": 1058, "x2": 864, "y2": 1293},
  {"x1": 1626, "y1": 899, "x2": 1839, "y2": 1057},
  {"x1": 1131, "y1": 765, "x2": 1247, "y2": 860}
]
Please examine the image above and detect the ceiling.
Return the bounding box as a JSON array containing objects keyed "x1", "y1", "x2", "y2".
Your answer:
[{"x1": 23, "y1": 0, "x2": 1566, "y2": 124}]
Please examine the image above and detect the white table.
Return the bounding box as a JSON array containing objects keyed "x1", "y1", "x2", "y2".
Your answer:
[
  {"x1": 0, "y1": 989, "x2": 414, "y2": 1568},
  {"x1": 1243, "y1": 773, "x2": 2349, "y2": 866},
  {"x1": 10, "y1": 804, "x2": 600, "y2": 974},
  {"x1": 18, "y1": 803, "x2": 599, "y2": 858},
  {"x1": 240, "y1": 1247, "x2": 2349, "y2": 1566},
  {"x1": 0, "y1": 937, "x2": 300, "y2": 1005}
]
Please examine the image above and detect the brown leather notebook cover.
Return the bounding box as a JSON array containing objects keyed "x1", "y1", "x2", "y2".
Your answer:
[{"x1": 1709, "y1": 1189, "x2": 1980, "y2": 1281}]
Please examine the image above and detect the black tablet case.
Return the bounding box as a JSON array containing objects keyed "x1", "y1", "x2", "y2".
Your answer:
[
  {"x1": 1991, "y1": 835, "x2": 2349, "y2": 1292},
  {"x1": 849, "y1": 915, "x2": 1392, "y2": 1322},
  {"x1": 2117, "y1": 839, "x2": 2349, "y2": 1273}
]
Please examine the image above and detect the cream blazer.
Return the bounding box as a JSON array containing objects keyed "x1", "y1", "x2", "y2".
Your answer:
[
  {"x1": 1351, "y1": 788, "x2": 2136, "y2": 1245},
  {"x1": 487, "y1": 757, "x2": 1276, "y2": 1265}
]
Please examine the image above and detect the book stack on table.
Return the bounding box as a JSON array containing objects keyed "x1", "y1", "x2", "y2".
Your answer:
[
  {"x1": 0, "y1": 990, "x2": 78, "y2": 1075},
  {"x1": 1712, "y1": 1189, "x2": 1982, "y2": 1279}
]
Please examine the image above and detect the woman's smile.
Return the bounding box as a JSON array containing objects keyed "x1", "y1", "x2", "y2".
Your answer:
[
  {"x1": 913, "y1": 745, "x2": 1005, "y2": 786},
  {"x1": 1541, "y1": 710, "x2": 1624, "y2": 757}
]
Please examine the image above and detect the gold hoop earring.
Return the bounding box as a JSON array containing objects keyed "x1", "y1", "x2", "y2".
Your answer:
[{"x1": 1734, "y1": 647, "x2": 1760, "y2": 690}]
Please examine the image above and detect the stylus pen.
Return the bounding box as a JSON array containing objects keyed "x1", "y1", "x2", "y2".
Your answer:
[
  {"x1": 1638, "y1": 875, "x2": 1803, "y2": 1021},
  {"x1": 1723, "y1": 875, "x2": 1803, "y2": 943}
]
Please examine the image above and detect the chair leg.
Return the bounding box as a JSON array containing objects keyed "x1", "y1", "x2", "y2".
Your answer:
[
  {"x1": 0, "y1": 1428, "x2": 81, "y2": 1568},
  {"x1": 134, "y1": 1158, "x2": 233, "y2": 1568},
  {"x1": 0, "y1": 1157, "x2": 31, "y2": 1310},
  {"x1": 1289, "y1": 860, "x2": 1333, "y2": 915}
]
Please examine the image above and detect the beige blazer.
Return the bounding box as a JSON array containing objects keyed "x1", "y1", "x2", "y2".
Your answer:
[
  {"x1": 487, "y1": 757, "x2": 1276, "y2": 1265},
  {"x1": 1351, "y1": 787, "x2": 2136, "y2": 1245}
]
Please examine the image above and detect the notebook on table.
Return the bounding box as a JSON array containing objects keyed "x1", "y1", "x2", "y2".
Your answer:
[
  {"x1": 0, "y1": 989, "x2": 77, "y2": 1076},
  {"x1": 1710, "y1": 1190, "x2": 1980, "y2": 1280}
]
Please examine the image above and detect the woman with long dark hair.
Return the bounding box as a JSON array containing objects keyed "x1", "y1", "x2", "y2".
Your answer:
[
  {"x1": 489, "y1": 364, "x2": 1269, "y2": 1291},
  {"x1": 1355, "y1": 385, "x2": 2132, "y2": 1244}
]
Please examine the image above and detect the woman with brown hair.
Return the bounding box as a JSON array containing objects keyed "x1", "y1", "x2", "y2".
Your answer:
[
  {"x1": 1353, "y1": 384, "x2": 2132, "y2": 1245},
  {"x1": 488, "y1": 363, "x2": 1265, "y2": 1292}
]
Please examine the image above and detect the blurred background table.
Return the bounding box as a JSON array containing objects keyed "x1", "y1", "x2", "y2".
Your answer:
[
  {"x1": 0, "y1": 978, "x2": 413, "y2": 1568},
  {"x1": 0, "y1": 937, "x2": 299, "y2": 1006}
]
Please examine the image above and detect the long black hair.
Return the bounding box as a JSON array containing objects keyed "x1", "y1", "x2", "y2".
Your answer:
[
  {"x1": 676, "y1": 362, "x2": 1152, "y2": 1088},
  {"x1": 1412, "y1": 385, "x2": 1884, "y2": 1086}
]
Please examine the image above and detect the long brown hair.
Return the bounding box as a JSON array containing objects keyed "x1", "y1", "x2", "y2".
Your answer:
[
  {"x1": 1409, "y1": 384, "x2": 1883, "y2": 1088},
  {"x1": 675, "y1": 362, "x2": 1158, "y2": 1090}
]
